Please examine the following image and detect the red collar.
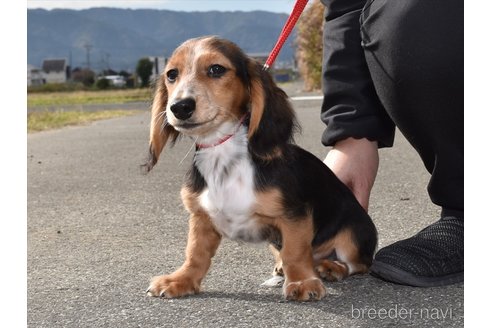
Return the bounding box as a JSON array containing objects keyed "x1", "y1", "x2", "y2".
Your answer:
[{"x1": 196, "y1": 114, "x2": 248, "y2": 149}]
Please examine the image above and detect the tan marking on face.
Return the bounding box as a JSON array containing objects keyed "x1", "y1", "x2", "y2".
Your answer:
[{"x1": 163, "y1": 37, "x2": 248, "y2": 136}]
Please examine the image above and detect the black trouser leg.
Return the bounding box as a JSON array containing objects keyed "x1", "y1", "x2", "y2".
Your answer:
[{"x1": 360, "y1": 0, "x2": 464, "y2": 213}]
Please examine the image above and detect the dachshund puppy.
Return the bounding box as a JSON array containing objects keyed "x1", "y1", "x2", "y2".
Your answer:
[{"x1": 144, "y1": 36, "x2": 377, "y2": 301}]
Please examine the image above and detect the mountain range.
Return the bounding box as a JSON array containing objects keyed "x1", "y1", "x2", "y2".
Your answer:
[{"x1": 27, "y1": 8, "x2": 296, "y2": 72}]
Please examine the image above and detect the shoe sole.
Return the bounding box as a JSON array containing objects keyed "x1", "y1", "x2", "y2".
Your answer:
[{"x1": 370, "y1": 260, "x2": 463, "y2": 287}]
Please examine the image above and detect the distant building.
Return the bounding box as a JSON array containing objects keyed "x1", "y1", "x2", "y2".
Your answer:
[
  {"x1": 98, "y1": 75, "x2": 126, "y2": 87},
  {"x1": 27, "y1": 64, "x2": 45, "y2": 87},
  {"x1": 148, "y1": 56, "x2": 167, "y2": 82},
  {"x1": 247, "y1": 53, "x2": 270, "y2": 68},
  {"x1": 247, "y1": 52, "x2": 296, "y2": 71},
  {"x1": 247, "y1": 52, "x2": 295, "y2": 82},
  {"x1": 42, "y1": 58, "x2": 70, "y2": 84}
]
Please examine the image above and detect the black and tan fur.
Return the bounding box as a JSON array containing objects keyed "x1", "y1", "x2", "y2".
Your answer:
[{"x1": 144, "y1": 36, "x2": 378, "y2": 301}]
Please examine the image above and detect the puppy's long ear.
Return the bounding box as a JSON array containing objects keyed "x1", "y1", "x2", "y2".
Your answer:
[
  {"x1": 247, "y1": 61, "x2": 298, "y2": 157},
  {"x1": 142, "y1": 78, "x2": 179, "y2": 172},
  {"x1": 247, "y1": 61, "x2": 265, "y2": 138}
]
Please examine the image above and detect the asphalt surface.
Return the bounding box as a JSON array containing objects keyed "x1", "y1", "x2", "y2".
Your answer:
[{"x1": 27, "y1": 86, "x2": 463, "y2": 327}]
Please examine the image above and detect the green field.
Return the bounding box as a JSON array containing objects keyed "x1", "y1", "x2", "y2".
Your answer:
[
  {"x1": 27, "y1": 88, "x2": 151, "y2": 132},
  {"x1": 28, "y1": 88, "x2": 153, "y2": 107}
]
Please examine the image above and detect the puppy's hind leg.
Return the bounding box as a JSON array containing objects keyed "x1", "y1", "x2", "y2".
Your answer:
[
  {"x1": 314, "y1": 228, "x2": 370, "y2": 282},
  {"x1": 316, "y1": 259, "x2": 369, "y2": 281}
]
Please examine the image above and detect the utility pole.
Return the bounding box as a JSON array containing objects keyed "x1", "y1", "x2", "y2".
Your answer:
[
  {"x1": 105, "y1": 53, "x2": 111, "y2": 71},
  {"x1": 68, "y1": 49, "x2": 72, "y2": 80},
  {"x1": 84, "y1": 42, "x2": 93, "y2": 70}
]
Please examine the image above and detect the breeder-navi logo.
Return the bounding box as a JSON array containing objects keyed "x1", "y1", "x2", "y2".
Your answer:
[{"x1": 351, "y1": 304, "x2": 454, "y2": 321}]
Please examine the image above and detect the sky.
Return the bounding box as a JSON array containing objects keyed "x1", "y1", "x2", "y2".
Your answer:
[{"x1": 26, "y1": 0, "x2": 298, "y2": 13}]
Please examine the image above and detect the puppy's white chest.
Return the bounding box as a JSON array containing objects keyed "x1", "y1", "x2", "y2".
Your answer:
[
  {"x1": 194, "y1": 129, "x2": 261, "y2": 241},
  {"x1": 198, "y1": 169, "x2": 258, "y2": 241}
]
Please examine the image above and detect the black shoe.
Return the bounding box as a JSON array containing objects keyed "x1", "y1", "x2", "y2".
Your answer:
[{"x1": 370, "y1": 212, "x2": 463, "y2": 287}]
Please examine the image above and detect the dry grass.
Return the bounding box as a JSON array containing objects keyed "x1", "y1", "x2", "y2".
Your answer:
[
  {"x1": 27, "y1": 110, "x2": 142, "y2": 133},
  {"x1": 296, "y1": 1, "x2": 324, "y2": 91},
  {"x1": 27, "y1": 88, "x2": 152, "y2": 107}
]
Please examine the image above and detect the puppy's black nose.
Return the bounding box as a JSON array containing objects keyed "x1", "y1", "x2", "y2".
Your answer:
[{"x1": 170, "y1": 98, "x2": 196, "y2": 120}]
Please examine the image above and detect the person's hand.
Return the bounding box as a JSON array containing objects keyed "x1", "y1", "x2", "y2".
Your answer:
[{"x1": 323, "y1": 138, "x2": 379, "y2": 211}]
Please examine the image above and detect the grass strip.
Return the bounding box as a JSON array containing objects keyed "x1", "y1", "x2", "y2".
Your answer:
[
  {"x1": 28, "y1": 110, "x2": 142, "y2": 133},
  {"x1": 27, "y1": 89, "x2": 152, "y2": 107}
]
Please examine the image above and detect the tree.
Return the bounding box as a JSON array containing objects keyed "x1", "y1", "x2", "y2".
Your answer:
[
  {"x1": 136, "y1": 58, "x2": 154, "y2": 87},
  {"x1": 295, "y1": 1, "x2": 324, "y2": 91},
  {"x1": 102, "y1": 69, "x2": 118, "y2": 76},
  {"x1": 118, "y1": 70, "x2": 131, "y2": 78},
  {"x1": 71, "y1": 68, "x2": 95, "y2": 87},
  {"x1": 95, "y1": 77, "x2": 111, "y2": 90}
]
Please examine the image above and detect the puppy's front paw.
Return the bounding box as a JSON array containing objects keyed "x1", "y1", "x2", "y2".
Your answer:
[
  {"x1": 283, "y1": 277, "x2": 326, "y2": 302},
  {"x1": 146, "y1": 274, "x2": 199, "y2": 298}
]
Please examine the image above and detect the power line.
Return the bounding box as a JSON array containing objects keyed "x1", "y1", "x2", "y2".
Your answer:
[{"x1": 83, "y1": 42, "x2": 93, "y2": 70}]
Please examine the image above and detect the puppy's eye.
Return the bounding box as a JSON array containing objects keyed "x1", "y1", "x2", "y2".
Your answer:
[
  {"x1": 207, "y1": 64, "x2": 227, "y2": 78},
  {"x1": 166, "y1": 69, "x2": 179, "y2": 83}
]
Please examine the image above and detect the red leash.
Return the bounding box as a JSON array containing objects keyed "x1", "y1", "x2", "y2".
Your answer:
[{"x1": 263, "y1": 0, "x2": 310, "y2": 70}]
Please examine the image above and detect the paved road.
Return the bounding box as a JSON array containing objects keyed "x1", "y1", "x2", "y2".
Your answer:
[{"x1": 27, "y1": 92, "x2": 463, "y2": 327}]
